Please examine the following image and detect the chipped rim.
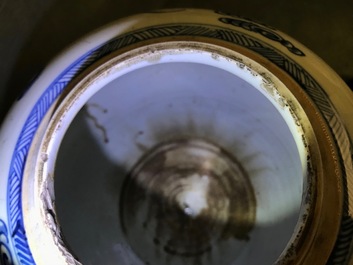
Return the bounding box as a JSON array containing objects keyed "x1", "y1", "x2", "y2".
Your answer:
[{"x1": 21, "y1": 40, "x2": 341, "y2": 265}]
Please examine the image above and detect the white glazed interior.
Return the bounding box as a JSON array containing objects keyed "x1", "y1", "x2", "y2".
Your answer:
[{"x1": 24, "y1": 43, "x2": 309, "y2": 265}]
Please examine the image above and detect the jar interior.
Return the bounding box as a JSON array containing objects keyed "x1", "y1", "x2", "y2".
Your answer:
[{"x1": 54, "y1": 61, "x2": 304, "y2": 265}]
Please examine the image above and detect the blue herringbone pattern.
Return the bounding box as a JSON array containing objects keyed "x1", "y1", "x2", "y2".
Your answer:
[{"x1": 7, "y1": 49, "x2": 99, "y2": 265}]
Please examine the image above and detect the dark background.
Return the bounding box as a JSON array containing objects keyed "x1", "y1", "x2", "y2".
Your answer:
[{"x1": 0, "y1": 0, "x2": 352, "y2": 123}]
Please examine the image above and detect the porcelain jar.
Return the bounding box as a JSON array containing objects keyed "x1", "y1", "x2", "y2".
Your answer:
[{"x1": 0, "y1": 9, "x2": 353, "y2": 265}]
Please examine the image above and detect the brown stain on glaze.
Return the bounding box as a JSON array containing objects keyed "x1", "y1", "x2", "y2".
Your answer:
[{"x1": 83, "y1": 103, "x2": 109, "y2": 143}]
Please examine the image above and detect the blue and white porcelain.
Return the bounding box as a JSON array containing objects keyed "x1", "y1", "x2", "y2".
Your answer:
[{"x1": 0, "y1": 9, "x2": 352, "y2": 265}]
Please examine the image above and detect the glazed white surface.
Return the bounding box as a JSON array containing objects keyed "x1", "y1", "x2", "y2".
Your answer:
[{"x1": 36, "y1": 47, "x2": 307, "y2": 265}]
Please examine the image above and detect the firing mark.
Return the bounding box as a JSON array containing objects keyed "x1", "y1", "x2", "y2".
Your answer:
[{"x1": 84, "y1": 104, "x2": 109, "y2": 143}]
